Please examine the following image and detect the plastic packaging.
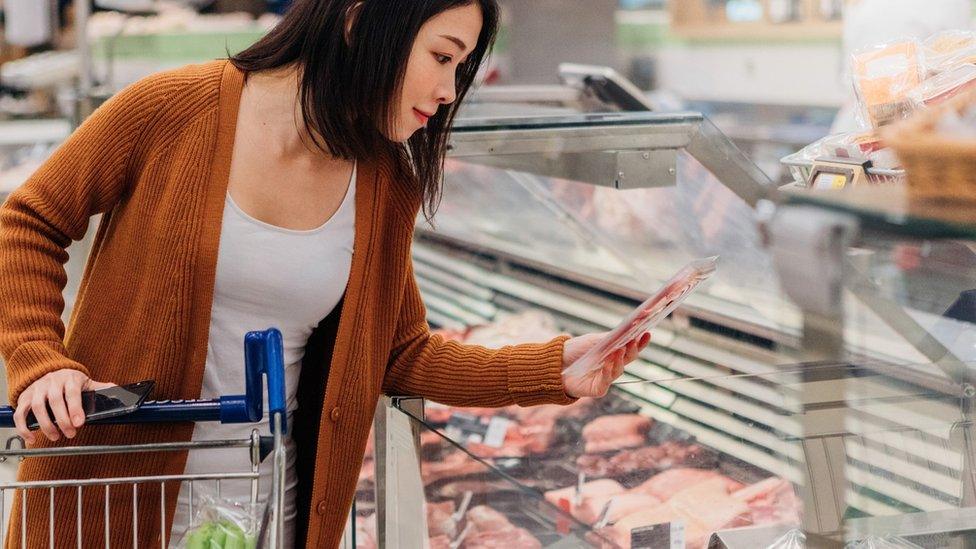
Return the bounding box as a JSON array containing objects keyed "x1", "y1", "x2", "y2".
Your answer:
[
  {"x1": 909, "y1": 63, "x2": 976, "y2": 106},
  {"x1": 562, "y1": 257, "x2": 717, "y2": 379},
  {"x1": 846, "y1": 535, "x2": 924, "y2": 549},
  {"x1": 852, "y1": 39, "x2": 924, "y2": 128},
  {"x1": 177, "y1": 497, "x2": 261, "y2": 549},
  {"x1": 923, "y1": 30, "x2": 976, "y2": 74},
  {"x1": 764, "y1": 528, "x2": 805, "y2": 549}
]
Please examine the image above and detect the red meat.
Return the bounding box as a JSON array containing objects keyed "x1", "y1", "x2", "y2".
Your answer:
[
  {"x1": 581, "y1": 415, "x2": 652, "y2": 454},
  {"x1": 634, "y1": 468, "x2": 743, "y2": 501}
]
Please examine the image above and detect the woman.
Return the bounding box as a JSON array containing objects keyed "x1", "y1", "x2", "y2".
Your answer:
[{"x1": 0, "y1": 0, "x2": 649, "y2": 547}]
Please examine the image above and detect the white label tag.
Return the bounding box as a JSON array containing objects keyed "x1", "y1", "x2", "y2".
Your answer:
[
  {"x1": 482, "y1": 417, "x2": 511, "y2": 448},
  {"x1": 670, "y1": 520, "x2": 685, "y2": 549}
]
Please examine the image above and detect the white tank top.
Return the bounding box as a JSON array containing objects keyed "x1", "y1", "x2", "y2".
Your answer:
[{"x1": 169, "y1": 164, "x2": 356, "y2": 548}]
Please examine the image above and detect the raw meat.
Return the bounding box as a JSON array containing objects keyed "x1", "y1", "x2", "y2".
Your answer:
[
  {"x1": 462, "y1": 528, "x2": 542, "y2": 549},
  {"x1": 466, "y1": 418, "x2": 557, "y2": 458},
  {"x1": 466, "y1": 505, "x2": 513, "y2": 533},
  {"x1": 581, "y1": 415, "x2": 652, "y2": 454},
  {"x1": 574, "y1": 491, "x2": 662, "y2": 525},
  {"x1": 733, "y1": 478, "x2": 802, "y2": 526},
  {"x1": 633, "y1": 468, "x2": 742, "y2": 501},
  {"x1": 355, "y1": 514, "x2": 377, "y2": 549},
  {"x1": 429, "y1": 535, "x2": 452, "y2": 549},
  {"x1": 509, "y1": 398, "x2": 595, "y2": 423},
  {"x1": 422, "y1": 451, "x2": 487, "y2": 483},
  {"x1": 544, "y1": 479, "x2": 626, "y2": 509},
  {"x1": 427, "y1": 500, "x2": 458, "y2": 538},
  {"x1": 599, "y1": 478, "x2": 750, "y2": 549},
  {"x1": 576, "y1": 442, "x2": 702, "y2": 477}
]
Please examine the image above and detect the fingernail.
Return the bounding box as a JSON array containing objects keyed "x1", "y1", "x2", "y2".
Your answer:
[{"x1": 73, "y1": 415, "x2": 83, "y2": 428}]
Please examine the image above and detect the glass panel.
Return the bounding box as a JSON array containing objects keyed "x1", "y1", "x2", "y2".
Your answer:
[
  {"x1": 783, "y1": 185, "x2": 976, "y2": 240},
  {"x1": 401, "y1": 360, "x2": 974, "y2": 548}
]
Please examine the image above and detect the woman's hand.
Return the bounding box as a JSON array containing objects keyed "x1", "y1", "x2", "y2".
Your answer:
[
  {"x1": 561, "y1": 332, "x2": 651, "y2": 398},
  {"x1": 13, "y1": 369, "x2": 115, "y2": 444}
]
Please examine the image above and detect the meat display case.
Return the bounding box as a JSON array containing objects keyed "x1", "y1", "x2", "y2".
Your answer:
[{"x1": 352, "y1": 100, "x2": 976, "y2": 548}]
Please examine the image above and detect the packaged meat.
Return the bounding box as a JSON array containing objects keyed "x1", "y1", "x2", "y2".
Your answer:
[
  {"x1": 852, "y1": 40, "x2": 924, "y2": 128},
  {"x1": 909, "y1": 63, "x2": 976, "y2": 106},
  {"x1": 563, "y1": 257, "x2": 717, "y2": 380},
  {"x1": 581, "y1": 414, "x2": 653, "y2": 454},
  {"x1": 923, "y1": 30, "x2": 976, "y2": 74}
]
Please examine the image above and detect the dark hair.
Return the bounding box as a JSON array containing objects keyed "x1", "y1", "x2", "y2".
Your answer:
[{"x1": 230, "y1": 0, "x2": 500, "y2": 221}]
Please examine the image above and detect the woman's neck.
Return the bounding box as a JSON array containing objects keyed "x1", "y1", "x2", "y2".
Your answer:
[{"x1": 242, "y1": 65, "x2": 330, "y2": 161}]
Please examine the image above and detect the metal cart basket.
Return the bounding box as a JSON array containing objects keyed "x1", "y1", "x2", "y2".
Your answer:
[{"x1": 0, "y1": 328, "x2": 289, "y2": 549}]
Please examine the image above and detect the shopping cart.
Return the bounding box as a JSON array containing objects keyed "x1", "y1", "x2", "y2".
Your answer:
[{"x1": 0, "y1": 328, "x2": 288, "y2": 548}]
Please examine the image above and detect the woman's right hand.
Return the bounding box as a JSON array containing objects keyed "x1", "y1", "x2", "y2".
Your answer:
[{"x1": 13, "y1": 369, "x2": 115, "y2": 444}]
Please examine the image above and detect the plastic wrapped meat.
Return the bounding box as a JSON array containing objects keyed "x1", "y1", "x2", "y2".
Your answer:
[
  {"x1": 427, "y1": 500, "x2": 458, "y2": 538},
  {"x1": 581, "y1": 414, "x2": 653, "y2": 454},
  {"x1": 633, "y1": 468, "x2": 743, "y2": 501},
  {"x1": 576, "y1": 442, "x2": 702, "y2": 478}
]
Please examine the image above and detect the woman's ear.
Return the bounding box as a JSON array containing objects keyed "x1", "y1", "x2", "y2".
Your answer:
[{"x1": 344, "y1": 1, "x2": 365, "y2": 47}]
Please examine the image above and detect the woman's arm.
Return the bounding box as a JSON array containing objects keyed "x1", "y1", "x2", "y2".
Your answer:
[
  {"x1": 382, "y1": 260, "x2": 576, "y2": 408},
  {"x1": 0, "y1": 76, "x2": 161, "y2": 406}
]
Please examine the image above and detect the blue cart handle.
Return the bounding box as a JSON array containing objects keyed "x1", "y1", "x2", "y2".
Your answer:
[{"x1": 0, "y1": 328, "x2": 289, "y2": 435}]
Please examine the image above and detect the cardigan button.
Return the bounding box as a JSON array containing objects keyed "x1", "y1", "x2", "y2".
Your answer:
[
  {"x1": 316, "y1": 500, "x2": 328, "y2": 515},
  {"x1": 330, "y1": 407, "x2": 340, "y2": 422}
]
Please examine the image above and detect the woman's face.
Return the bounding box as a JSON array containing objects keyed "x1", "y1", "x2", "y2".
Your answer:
[{"x1": 389, "y1": 3, "x2": 483, "y2": 142}]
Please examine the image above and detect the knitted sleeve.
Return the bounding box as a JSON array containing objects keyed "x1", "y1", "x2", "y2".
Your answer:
[
  {"x1": 381, "y1": 258, "x2": 577, "y2": 408},
  {"x1": 0, "y1": 76, "x2": 161, "y2": 404}
]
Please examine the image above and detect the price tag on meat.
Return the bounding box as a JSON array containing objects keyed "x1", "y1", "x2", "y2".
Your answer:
[
  {"x1": 630, "y1": 520, "x2": 685, "y2": 549},
  {"x1": 563, "y1": 257, "x2": 717, "y2": 379}
]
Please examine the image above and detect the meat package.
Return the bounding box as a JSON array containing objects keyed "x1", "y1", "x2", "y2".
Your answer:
[{"x1": 562, "y1": 257, "x2": 717, "y2": 380}]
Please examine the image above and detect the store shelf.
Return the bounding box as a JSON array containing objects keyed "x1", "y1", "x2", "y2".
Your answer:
[{"x1": 780, "y1": 185, "x2": 976, "y2": 240}]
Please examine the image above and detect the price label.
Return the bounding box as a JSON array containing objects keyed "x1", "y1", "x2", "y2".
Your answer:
[{"x1": 630, "y1": 521, "x2": 685, "y2": 549}]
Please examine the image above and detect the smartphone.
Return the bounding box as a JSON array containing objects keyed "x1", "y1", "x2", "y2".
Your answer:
[
  {"x1": 25, "y1": 380, "x2": 155, "y2": 431},
  {"x1": 563, "y1": 257, "x2": 718, "y2": 379}
]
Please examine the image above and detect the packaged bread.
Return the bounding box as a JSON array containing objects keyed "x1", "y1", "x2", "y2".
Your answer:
[
  {"x1": 852, "y1": 40, "x2": 924, "y2": 129},
  {"x1": 923, "y1": 30, "x2": 976, "y2": 74}
]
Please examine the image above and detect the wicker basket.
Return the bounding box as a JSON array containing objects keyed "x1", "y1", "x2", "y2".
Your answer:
[{"x1": 883, "y1": 85, "x2": 976, "y2": 201}]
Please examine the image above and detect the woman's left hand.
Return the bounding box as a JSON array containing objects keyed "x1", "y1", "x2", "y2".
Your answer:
[{"x1": 561, "y1": 332, "x2": 651, "y2": 398}]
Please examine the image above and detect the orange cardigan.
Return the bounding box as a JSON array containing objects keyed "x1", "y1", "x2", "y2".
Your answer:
[{"x1": 0, "y1": 60, "x2": 573, "y2": 548}]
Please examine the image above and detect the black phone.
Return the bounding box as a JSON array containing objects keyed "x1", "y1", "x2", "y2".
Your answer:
[{"x1": 25, "y1": 380, "x2": 155, "y2": 431}]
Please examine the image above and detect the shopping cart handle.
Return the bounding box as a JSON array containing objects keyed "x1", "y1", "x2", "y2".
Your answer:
[{"x1": 0, "y1": 328, "x2": 289, "y2": 434}]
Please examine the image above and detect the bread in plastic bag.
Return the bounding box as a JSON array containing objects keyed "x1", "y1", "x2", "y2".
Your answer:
[
  {"x1": 177, "y1": 496, "x2": 261, "y2": 549},
  {"x1": 764, "y1": 528, "x2": 805, "y2": 549},
  {"x1": 852, "y1": 39, "x2": 924, "y2": 128}
]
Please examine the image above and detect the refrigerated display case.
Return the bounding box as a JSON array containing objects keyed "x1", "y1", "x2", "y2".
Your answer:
[{"x1": 355, "y1": 101, "x2": 976, "y2": 548}]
